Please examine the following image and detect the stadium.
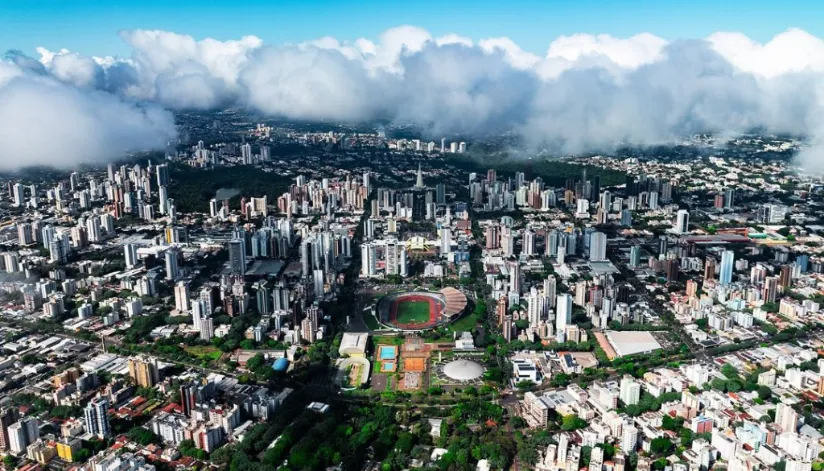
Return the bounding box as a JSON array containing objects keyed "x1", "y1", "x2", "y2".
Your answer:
[{"x1": 376, "y1": 288, "x2": 468, "y2": 331}]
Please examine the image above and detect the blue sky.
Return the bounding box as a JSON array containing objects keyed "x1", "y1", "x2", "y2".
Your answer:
[{"x1": 2, "y1": 0, "x2": 823, "y2": 56}]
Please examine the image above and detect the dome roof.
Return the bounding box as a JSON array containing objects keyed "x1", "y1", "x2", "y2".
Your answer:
[
  {"x1": 272, "y1": 358, "x2": 289, "y2": 371},
  {"x1": 443, "y1": 359, "x2": 484, "y2": 381}
]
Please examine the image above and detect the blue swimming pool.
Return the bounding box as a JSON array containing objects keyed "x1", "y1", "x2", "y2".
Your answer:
[{"x1": 379, "y1": 346, "x2": 397, "y2": 360}]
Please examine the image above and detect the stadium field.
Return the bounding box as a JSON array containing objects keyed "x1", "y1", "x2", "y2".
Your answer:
[{"x1": 395, "y1": 300, "x2": 433, "y2": 324}]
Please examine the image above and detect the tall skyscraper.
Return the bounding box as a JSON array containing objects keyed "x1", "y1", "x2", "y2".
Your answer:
[
  {"x1": 156, "y1": 163, "x2": 170, "y2": 187},
  {"x1": 361, "y1": 243, "x2": 376, "y2": 277},
  {"x1": 440, "y1": 228, "x2": 452, "y2": 256},
  {"x1": 523, "y1": 230, "x2": 537, "y2": 257},
  {"x1": 629, "y1": 246, "x2": 641, "y2": 268},
  {"x1": 0, "y1": 408, "x2": 19, "y2": 451},
  {"x1": 241, "y1": 143, "x2": 253, "y2": 164},
  {"x1": 704, "y1": 256, "x2": 717, "y2": 281},
  {"x1": 619, "y1": 376, "x2": 641, "y2": 405},
  {"x1": 589, "y1": 232, "x2": 607, "y2": 262},
  {"x1": 724, "y1": 188, "x2": 735, "y2": 209},
  {"x1": 165, "y1": 248, "x2": 180, "y2": 280},
  {"x1": 675, "y1": 209, "x2": 690, "y2": 234},
  {"x1": 8, "y1": 418, "x2": 38, "y2": 454},
  {"x1": 719, "y1": 250, "x2": 734, "y2": 285},
  {"x1": 556, "y1": 293, "x2": 573, "y2": 339},
  {"x1": 509, "y1": 262, "x2": 521, "y2": 294},
  {"x1": 84, "y1": 396, "x2": 111, "y2": 438},
  {"x1": 200, "y1": 317, "x2": 214, "y2": 341},
  {"x1": 127, "y1": 356, "x2": 160, "y2": 388},
  {"x1": 228, "y1": 239, "x2": 247, "y2": 275},
  {"x1": 12, "y1": 183, "x2": 24, "y2": 207},
  {"x1": 775, "y1": 403, "x2": 799, "y2": 433},
  {"x1": 192, "y1": 299, "x2": 206, "y2": 332},
  {"x1": 124, "y1": 244, "x2": 138, "y2": 269},
  {"x1": 174, "y1": 281, "x2": 189, "y2": 312}
]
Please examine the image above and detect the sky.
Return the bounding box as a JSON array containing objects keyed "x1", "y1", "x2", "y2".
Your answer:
[{"x1": 3, "y1": 0, "x2": 824, "y2": 57}]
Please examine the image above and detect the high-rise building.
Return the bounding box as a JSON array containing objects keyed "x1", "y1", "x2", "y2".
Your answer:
[
  {"x1": 724, "y1": 188, "x2": 734, "y2": 209},
  {"x1": 241, "y1": 143, "x2": 253, "y2": 164},
  {"x1": 229, "y1": 239, "x2": 246, "y2": 275},
  {"x1": 556, "y1": 294, "x2": 573, "y2": 339},
  {"x1": 8, "y1": 418, "x2": 38, "y2": 454},
  {"x1": 12, "y1": 183, "x2": 24, "y2": 207},
  {"x1": 17, "y1": 223, "x2": 33, "y2": 246},
  {"x1": 719, "y1": 250, "x2": 734, "y2": 285},
  {"x1": 779, "y1": 264, "x2": 792, "y2": 290},
  {"x1": 124, "y1": 243, "x2": 138, "y2": 268},
  {"x1": 200, "y1": 317, "x2": 214, "y2": 341},
  {"x1": 523, "y1": 230, "x2": 537, "y2": 257},
  {"x1": 485, "y1": 225, "x2": 500, "y2": 249},
  {"x1": 86, "y1": 216, "x2": 102, "y2": 243},
  {"x1": 775, "y1": 403, "x2": 799, "y2": 433},
  {"x1": 174, "y1": 281, "x2": 189, "y2": 312},
  {"x1": 156, "y1": 163, "x2": 170, "y2": 187},
  {"x1": 165, "y1": 248, "x2": 180, "y2": 280},
  {"x1": 361, "y1": 243, "x2": 376, "y2": 277},
  {"x1": 84, "y1": 396, "x2": 110, "y2": 438},
  {"x1": 509, "y1": 262, "x2": 521, "y2": 294},
  {"x1": 589, "y1": 232, "x2": 607, "y2": 262},
  {"x1": 704, "y1": 257, "x2": 717, "y2": 281},
  {"x1": 385, "y1": 240, "x2": 399, "y2": 276},
  {"x1": 440, "y1": 228, "x2": 452, "y2": 256},
  {"x1": 629, "y1": 246, "x2": 641, "y2": 268},
  {"x1": 589, "y1": 447, "x2": 604, "y2": 471},
  {"x1": 763, "y1": 276, "x2": 779, "y2": 304},
  {"x1": 675, "y1": 209, "x2": 690, "y2": 234},
  {"x1": 128, "y1": 356, "x2": 160, "y2": 388},
  {"x1": 621, "y1": 426, "x2": 638, "y2": 452},
  {"x1": 0, "y1": 408, "x2": 19, "y2": 451},
  {"x1": 619, "y1": 376, "x2": 641, "y2": 405}
]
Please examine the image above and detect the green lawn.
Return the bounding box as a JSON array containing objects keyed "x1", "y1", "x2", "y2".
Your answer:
[
  {"x1": 184, "y1": 345, "x2": 222, "y2": 361},
  {"x1": 363, "y1": 312, "x2": 381, "y2": 330},
  {"x1": 448, "y1": 310, "x2": 480, "y2": 333},
  {"x1": 395, "y1": 301, "x2": 432, "y2": 324}
]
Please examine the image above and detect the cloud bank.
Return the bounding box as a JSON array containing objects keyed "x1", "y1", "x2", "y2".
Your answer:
[
  {"x1": 7, "y1": 25, "x2": 824, "y2": 170},
  {"x1": 0, "y1": 56, "x2": 175, "y2": 171}
]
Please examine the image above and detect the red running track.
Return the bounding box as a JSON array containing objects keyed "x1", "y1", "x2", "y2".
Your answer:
[{"x1": 388, "y1": 295, "x2": 440, "y2": 329}]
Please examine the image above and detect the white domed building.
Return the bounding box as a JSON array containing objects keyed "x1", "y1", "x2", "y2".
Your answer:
[{"x1": 440, "y1": 359, "x2": 485, "y2": 384}]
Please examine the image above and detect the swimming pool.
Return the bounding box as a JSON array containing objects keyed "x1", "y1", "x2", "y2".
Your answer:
[
  {"x1": 381, "y1": 362, "x2": 396, "y2": 372},
  {"x1": 379, "y1": 345, "x2": 397, "y2": 360}
]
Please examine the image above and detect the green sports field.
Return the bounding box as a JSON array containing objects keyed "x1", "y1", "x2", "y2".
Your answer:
[{"x1": 395, "y1": 301, "x2": 432, "y2": 324}]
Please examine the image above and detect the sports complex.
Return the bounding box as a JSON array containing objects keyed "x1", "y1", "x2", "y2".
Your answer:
[{"x1": 376, "y1": 287, "x2": 469, "y2": 331}]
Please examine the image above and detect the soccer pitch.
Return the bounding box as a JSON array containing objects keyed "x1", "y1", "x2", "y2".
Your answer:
[{"x1": 395, "y1": 301, "x2": 432, "y2": 324}]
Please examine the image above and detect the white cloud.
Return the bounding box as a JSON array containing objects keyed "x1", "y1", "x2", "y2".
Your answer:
[
  {"x1": 9, "y1": 25, "x2": 824, "y2": 169},
  {"x1": 545, "y1": 33, "x2": 667, "y2": 68},
  {"x1": 708, "y1": 28, "x2": 824, "y2": 78},
  {"x1": 0, "y1": 61, "x2": 175, "y2": 170},
  {"x1": 479, "y1": 37, "x2": 541, "y2": 69}
]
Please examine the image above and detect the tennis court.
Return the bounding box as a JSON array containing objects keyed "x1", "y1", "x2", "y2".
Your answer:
[{"x1": 403, "y1": 357, "x2": 426, "y2": 372}]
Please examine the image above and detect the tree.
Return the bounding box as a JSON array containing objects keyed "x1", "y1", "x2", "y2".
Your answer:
[
  {"x1": 721, "y1": 363, "x2": 739, "y2": 379},
  {"x1": 516, "y1": 380, "x2": 535, "y2": 391},
  {"x1": 711, "y1": 378, "x2": 727, "y2": 391},
  {"x1": 650, "y1": 437, "x2": 672, "y2": 455},
  {"x1": 127, "y1": 426, "x2": 159, "y2": 446},
  {"x1": 650, "y1": 437, "x2": 673, "y2": 455},
  {"x1": 561, "y1": 415, "x2": 587, "y2": 431}
]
